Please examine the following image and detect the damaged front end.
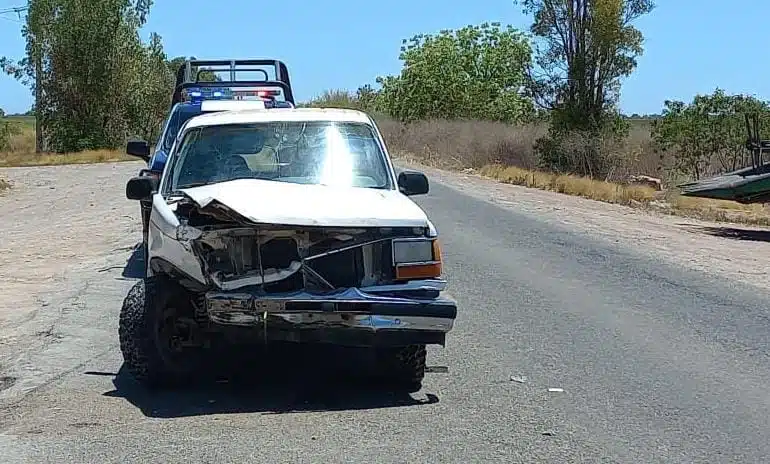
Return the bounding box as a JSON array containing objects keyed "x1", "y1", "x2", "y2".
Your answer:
[{"x1": 158, "y1": 196, "x2": 456, "y2": 347}]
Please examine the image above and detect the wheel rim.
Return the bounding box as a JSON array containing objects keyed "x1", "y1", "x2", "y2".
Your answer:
[{"x1": 154, "y1": 304, "x2": 200, "y2": 372}]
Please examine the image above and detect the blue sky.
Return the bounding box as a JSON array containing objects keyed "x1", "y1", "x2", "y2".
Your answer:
[{"x1": 0, "y1": 0, "x2": 767, "y2": 115}]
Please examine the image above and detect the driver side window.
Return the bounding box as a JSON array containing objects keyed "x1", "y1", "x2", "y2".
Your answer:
[{"x1": 171, "y1": 129, "x2": 210, "y2": 188}]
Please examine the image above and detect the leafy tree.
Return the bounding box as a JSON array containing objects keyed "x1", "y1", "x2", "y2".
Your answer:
[
  {"x1": 356, "y1": 84, "x2": 381, "y2": 112},
  {"x1": 515, "y1": 0, "x2": 655, "y2": 132},
  {"x1": 376, "y1": 23, "x2": 534, "y2": 123},
  {"x1": 126, "y1": 33, "x2": 174, "y2": 143},
  {"x1": 651, "y1": 89, "x2": 770, "y2": 180},
  {"x1": 513, "y1": 0, "x2": 654, "y2": 177},
  {"x1": 1, "y1": 0, "x2": 165, "y2": 152},
  {"x1": 301, "y1": 89, "x2": 361, "y2": 109}
]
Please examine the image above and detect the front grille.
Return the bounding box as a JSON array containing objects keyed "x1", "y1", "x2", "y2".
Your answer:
[
  {"x1": 307, "y1": 246, "x2": 365, "y2": 288},
  {"x1": 260, "y1": 238, "x2": 301, "y2": 270},
  {"x1": 198, "y1": 226, "x2": 420, "y2": 292}
]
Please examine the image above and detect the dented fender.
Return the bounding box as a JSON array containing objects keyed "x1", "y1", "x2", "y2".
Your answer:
[{"x1": 146, "y1": 193, "x2": 207, "y2": 284}]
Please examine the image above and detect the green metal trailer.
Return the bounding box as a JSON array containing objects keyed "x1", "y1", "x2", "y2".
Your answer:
[{"x1": 679, "y1": 113, "x2": 770, "y2": 204}]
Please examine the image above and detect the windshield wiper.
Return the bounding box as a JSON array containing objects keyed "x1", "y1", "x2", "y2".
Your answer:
[
  {"x1": 167, "y1": 183, "x2": 210, "y2": 198},
  {"x1": 176, "y1": 182, "x2": 211, "y2": 189}
]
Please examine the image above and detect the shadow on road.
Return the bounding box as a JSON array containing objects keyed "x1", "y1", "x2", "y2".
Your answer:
[
  {"x1": 682, "y1": 225, "x2": 770, "y2": 242},
  {"x1": 94, "y1": 348, "x2": 439, "y2": 418},
  {"x1": 121, "y1": 243, "x2": 145, "y2": 279}
]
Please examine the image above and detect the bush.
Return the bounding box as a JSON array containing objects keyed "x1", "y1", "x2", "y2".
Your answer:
[
  {"x1": 375, "y1": 118, "x2": 544, "y2": 170},
  {"x1": 534, "y1": 130, "x2": 628, "y2": 180}
]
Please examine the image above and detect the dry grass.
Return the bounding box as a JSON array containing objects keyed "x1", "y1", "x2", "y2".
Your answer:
[
  {"x1": 477, "y1": 164, "x2": 657, "y2": 204},
  {"x1": 372, "y1": 116, "x2": 770, "y2": 226},
  {"x1": 376, "y1": 118, "x2": 544, "y2": 170},
  {"x1": 375, "y1": 117, "x2": 663, "y2": 179},
  {"x1": 0, "y1": 149, "x2": 133, "y2": 167},
  {"x1": 0, "y1": 176, "x2": 10, "y2": 192},
  {"x1": 4, "y1": 119, "x2": 36, "y2": 154},
  {"x1": 470, "y1": 164, "x2": 770, "y2": 226},
  {"x1": 666, "y1": 194, "x2": 770, "y2": 226},
  {"x1": 0, "y1": 118, "x2": 134, "y2": 167}
]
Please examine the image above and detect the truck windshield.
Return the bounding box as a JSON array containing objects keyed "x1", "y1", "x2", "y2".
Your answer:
[
  {"x1": 162, "y1": 105, "x2": 203, "y2": 151},
  {"x1": 166, "y1": 121, "x2": 392, "y2": 191}
]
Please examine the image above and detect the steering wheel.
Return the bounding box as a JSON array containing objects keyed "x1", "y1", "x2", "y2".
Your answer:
[{"x1": 222, "y1": 155, "x2": 252, "y2": 178}]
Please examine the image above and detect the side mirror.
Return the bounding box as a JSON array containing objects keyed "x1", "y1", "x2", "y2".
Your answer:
[
  {"x1": 126, "y1": 140, "x2": 150, "y2": 161},
  {"x1": 126, "y1": 176, "x2": 158, "y2": 201},
  {"x1": 397, "y1": 170, "x2": 429, "y2": 196}
]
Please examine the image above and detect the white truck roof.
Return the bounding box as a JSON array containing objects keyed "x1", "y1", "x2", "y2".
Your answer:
[
  {"x1": 185, "y1": 107, "x2": 373, "y2": 128},
  {"x1": 199, "y1": 100, "x2": 266, "y2": 112}
]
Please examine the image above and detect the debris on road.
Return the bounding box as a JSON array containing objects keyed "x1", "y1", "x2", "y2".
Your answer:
[
  {"x1": 510, "y1": 375, "x2": 527, "y2": 383},
  {"x1": 547, "y1": 387, "x2": 564, "y2": 393},
  {"x1": 426, "y1": 365, "x2": 449, "y2": 374},
  {"x1": 0, "y1": 375, "x2": 16, "y2": 392}
]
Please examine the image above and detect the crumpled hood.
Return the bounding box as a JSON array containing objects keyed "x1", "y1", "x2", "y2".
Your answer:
[{"x1": 179, "y1": 178, "x2": 431, "y2": 228}]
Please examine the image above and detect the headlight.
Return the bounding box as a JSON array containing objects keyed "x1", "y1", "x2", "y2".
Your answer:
[
  {"x1": 392, "y1": 238, "x2": 442, "y2": 280},
  {"x1": 392, "y1": 239, "x2": 434, "y2": 264}
]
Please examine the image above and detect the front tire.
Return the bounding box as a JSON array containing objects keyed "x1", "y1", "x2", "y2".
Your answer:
[
  {"x1": 119, "y1": 276, "x2": 204, "y2": 389},
  {"x1": 374, "y1": 344, "x2": 427, "y2": 393}
]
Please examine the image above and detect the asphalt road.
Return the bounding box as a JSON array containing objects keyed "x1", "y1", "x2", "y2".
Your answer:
[{"x1": 2, "y1": 170, "x2": 770, "y2": 463}]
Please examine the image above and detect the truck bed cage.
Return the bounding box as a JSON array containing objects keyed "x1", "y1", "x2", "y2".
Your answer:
[{"x1": 171, "y1": 59, "x2": 295, "y2": 108}]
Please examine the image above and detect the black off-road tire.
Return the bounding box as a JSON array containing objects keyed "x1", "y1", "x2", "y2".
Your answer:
[
  {"x1": 118, "y1": 276, "x2": 201, "y2": 389},
  {"x1": 375, "y1": 344, "x2": 427, "y2": 393}
]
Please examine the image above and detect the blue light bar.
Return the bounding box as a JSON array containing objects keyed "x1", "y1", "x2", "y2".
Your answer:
[
  {"x1": 180, "y1": 86, "x2": 292, "y2": 108},
  {"x1": 182, "y1": 87, "x2": 235, "y2": 102}
]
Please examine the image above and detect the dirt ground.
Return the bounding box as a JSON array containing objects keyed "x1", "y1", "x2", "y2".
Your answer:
[
  {"x1": 0, "y1": 162, "x2": 143, "y2": 401},
  {"x1": 1, "y1": 160, "x2": 769, "y2": 401}
]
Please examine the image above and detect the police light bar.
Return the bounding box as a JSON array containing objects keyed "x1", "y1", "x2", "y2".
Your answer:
[
  {"x1": 181, "y1": 86, "x2": 287, "y2": 105},
  {"x1": 231, "y1": 88, "x2": 282, "y2": 101},
  {"x1": 181, "y1": 87, "x2": 234, "y2": 102}
]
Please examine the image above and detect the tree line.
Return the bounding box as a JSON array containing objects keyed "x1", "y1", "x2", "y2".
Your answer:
[{"x1": 2, "y1": 0, "x2": 768, "y2": 181}]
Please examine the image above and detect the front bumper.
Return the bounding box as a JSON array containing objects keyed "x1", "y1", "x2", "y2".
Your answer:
[{"x1": 205, "y1": 281, "x2": 456, "y2": 347}]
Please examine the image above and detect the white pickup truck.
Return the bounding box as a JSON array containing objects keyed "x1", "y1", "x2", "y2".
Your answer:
[{"x1": 121, "y1": 107, "x2": 457, "y2": 392}]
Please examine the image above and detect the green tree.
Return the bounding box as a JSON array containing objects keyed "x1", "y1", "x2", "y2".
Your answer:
[
  {"x1": 514, "y1": 0, "x2": 654, "y2": 177},
  {"x1": 356, "y1": 84, "x2": 381, "y2": 113},
  {"x1": 651, "y1": 89, "x2": 770, "y2": 180},
  {"x1": 1, "y1": 0, "x2": 164, "y2": 152},
  {"x1": 126, "y1": 33, "x2": 174, "y2": 143},
  {"x1": 515, "y1": 0, "x2": 655, "y2": 132},
  {"x1": 377, "y1": 22, "x2": 534, "y2": 123}
]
